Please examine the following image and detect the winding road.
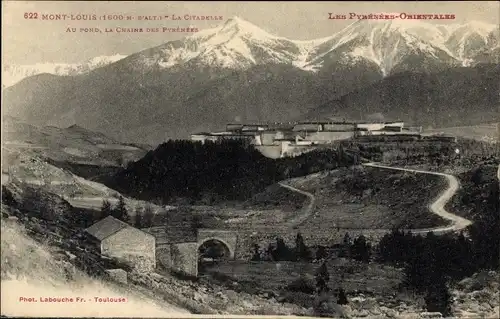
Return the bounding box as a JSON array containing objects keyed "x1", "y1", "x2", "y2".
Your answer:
[
  {"x1": 278, "y1": 181, "x2": 316, "y2": 227},
  {"x1": 280, "y1": 162, "x2": 477, "y2": 235},
  {"x1": 363, "y1": 162, "x2": 473, "y2": 234}
]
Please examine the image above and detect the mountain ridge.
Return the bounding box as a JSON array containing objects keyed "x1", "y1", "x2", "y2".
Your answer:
[
  {"x1": 2, "y1": 54, "x2": 127, "y2": 88},
  {"x1": 3, "y1": 17, "x2": 498, "y2": 86},
  {"x1": 302, "y1": 63, "x2": 500, "y2": 128},
  {"x1": 2, "y1": 17, "x2": 499, "y2": 144}
]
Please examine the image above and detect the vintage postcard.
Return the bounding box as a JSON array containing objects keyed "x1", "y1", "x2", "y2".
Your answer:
[{"x1": 1, "y1": 1, "x2": 499, "y2": 318}]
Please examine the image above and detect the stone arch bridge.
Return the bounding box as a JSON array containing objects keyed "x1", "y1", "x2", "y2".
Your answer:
[
  {"x1": 146, "y1": 227, "x2": 239, "y2": 277},
  {"x1": 147, "y1": 226, "x2": 391, "y2": 277}
]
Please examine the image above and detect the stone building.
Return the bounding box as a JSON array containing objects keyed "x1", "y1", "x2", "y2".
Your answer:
[{"x1": 85, "y1": 216, "x2": 156, "y2": 270}]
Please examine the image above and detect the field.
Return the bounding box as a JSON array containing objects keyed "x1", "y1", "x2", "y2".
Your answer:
[
  {"x1": 193, "y1": 164, "x2": 449, "y2": 232},
  {"x1": 245, "y1": 183, "x2": 308, "y2": 211}
]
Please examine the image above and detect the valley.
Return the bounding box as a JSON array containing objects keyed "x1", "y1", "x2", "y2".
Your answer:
[
  {"x1": 2, "y1": 3, "x2": 499, "y2": 317},
  {"x1": 2, "y1": 118, "x2": 498, "y2": 318}
]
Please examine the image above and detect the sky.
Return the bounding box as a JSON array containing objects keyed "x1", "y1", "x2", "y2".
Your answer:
[{"x1": 2, "y1": 1, "x2": 499, "y2": 65}]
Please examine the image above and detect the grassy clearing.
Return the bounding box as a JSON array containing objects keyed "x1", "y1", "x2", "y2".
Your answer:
[{"x1": 245, "y1": 183, "x2": 307, "y2": 212}]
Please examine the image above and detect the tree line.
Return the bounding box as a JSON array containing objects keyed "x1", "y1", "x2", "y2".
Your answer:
[
  {"x1": 98, "y1": 197, "x2": 160, "y2": 230},
  {"x1": 98, "y1": 196, "x2": 129, "y2": 223},
  {"x1": 250, "y1": 232, "x2": 371, "y2": 263}
]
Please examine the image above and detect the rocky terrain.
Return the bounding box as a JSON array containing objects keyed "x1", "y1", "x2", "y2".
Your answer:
[
  {"x1": 451, "y1": 271, "x2": 500, "y2": 318},
  {"x1": 2, "y1": 116, "x2": 149, "y2": 168}
]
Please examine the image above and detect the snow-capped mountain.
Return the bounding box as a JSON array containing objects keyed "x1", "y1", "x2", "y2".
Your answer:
[
  {"x1": 123, "y1": 16, "x2": 498, "y2": 76},
  {"x1": 444, "y1": 21, "x2": 499, "y2": 65},
  {"x1": 303, "y1": 19, "x2": 499, "y2": 74},
  {"x1": 4, "y1": 17, "x2": 497, "y2": 86},
  {"x1": 2, "y1": 54, "x2": 127, "y2": 87},
  {"x1": 126, "y1": 16, "x2": 332, "y2": 72}
]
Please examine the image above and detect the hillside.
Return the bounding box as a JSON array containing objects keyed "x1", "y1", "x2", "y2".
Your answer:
[
  {"x1": 103, "y1": 140, "x2": 353, "y2": 204},
  {"x1": 0, "y1": 205, "x2": 188, "y2": 317},
  {"x1": 285, "y1": 166, "x2": 449, "y2": 230},
  {"x1": 2, "y1": 117, "x2": 149, "y2": 167},
  {"x1": 304, "y1": 64, "x2": 500, "y2": 128},
  {"x1": 1, "y1": 172, "x2": 311, "y2": 317},
  {"x1": 2, "y1": 62, "x2": 380, "y2": 144}
]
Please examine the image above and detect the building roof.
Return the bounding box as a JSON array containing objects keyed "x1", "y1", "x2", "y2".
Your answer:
[{"x1": 85, "y1": 215, "x2": 130, "y2": 241}]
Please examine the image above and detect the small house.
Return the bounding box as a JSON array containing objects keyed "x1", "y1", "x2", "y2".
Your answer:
[{"x1": 85, "y1": 216, "x2": 156, "y2": 270}]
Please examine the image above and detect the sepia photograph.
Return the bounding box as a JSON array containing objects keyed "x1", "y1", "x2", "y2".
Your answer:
[{"x1": 1, "y1": 1, "x2": 499, "y2": 318}]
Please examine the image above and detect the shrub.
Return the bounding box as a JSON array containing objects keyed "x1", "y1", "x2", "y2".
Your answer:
[{"x1": 286, "y1": 277, "x2": 315, "y2": 294}]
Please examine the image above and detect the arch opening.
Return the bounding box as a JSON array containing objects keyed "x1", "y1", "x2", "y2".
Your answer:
[{"x1": 198, "y1": 238, "x2": 231, "y2": 269}]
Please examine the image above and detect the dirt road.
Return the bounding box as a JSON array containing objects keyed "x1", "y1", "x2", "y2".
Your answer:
[
  {"x1": 363, "y1": 162, "x2": 473, "y2": 234},
  {"x1": 278, "y1": 181, "x2": 316, "y2": 228}
]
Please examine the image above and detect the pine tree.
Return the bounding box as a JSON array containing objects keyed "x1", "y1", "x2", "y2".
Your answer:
[
  {"x1": 142, "y1": 204, "x2": 154, "y2": 227},
  {"x1": 275, "y1": 237, "x2": 292, "y2": 261},
  {"x1": 337, "y1": 287, "x2": 348, "y2": 305},
  {"x1": 343, "y1": 232, "x2": 352, "y2": 246},
  {"x1": 338, "y1": 143, "x2": 346, "y2": 166},
  {"x1": 251, "y1": 244, "x2": 261, "y2": 261},
  {"x1": 316, "y1": 245, "x2": 328, "y2": 260},
  {"x1": 351, "y1": 235, "x2": 371, "y2": 262},
  {"x1": 315, "y1": 262, "x2": 330, "y2": 294},
  {"x1": 134, "y1": 206, "x2": 143, "y2": 228},
  {"x1": 425, "y1": 281, "x2": 452, "y2": 317},
  {"x1": 101, "y1": 200, "x2": 112, "y2": 218},
  {"x1": 112, "y1": 196, "x2": 129, "y2": 223},
  {"x1": 295, "y1": 232, "x2": 312, "y2": 261}
]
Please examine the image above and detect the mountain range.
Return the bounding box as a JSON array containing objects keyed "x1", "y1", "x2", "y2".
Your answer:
[
  {"x1": 304, "y1": 63, "x2": 500, "y2": 127},
  {"x1": 2, "y1": 16, "x2": 499, "y2": 144},
  {"x1": 2, "y1": 54, "x2": 127, "y2": 88}
]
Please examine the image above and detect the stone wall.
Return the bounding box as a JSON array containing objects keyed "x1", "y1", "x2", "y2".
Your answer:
[
  {"x1": 170, "y1": 242, "x2": 198, "y2": 277},
  {"x1": 101, "y1": 227, "x2": 156, "y2": 270}
]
